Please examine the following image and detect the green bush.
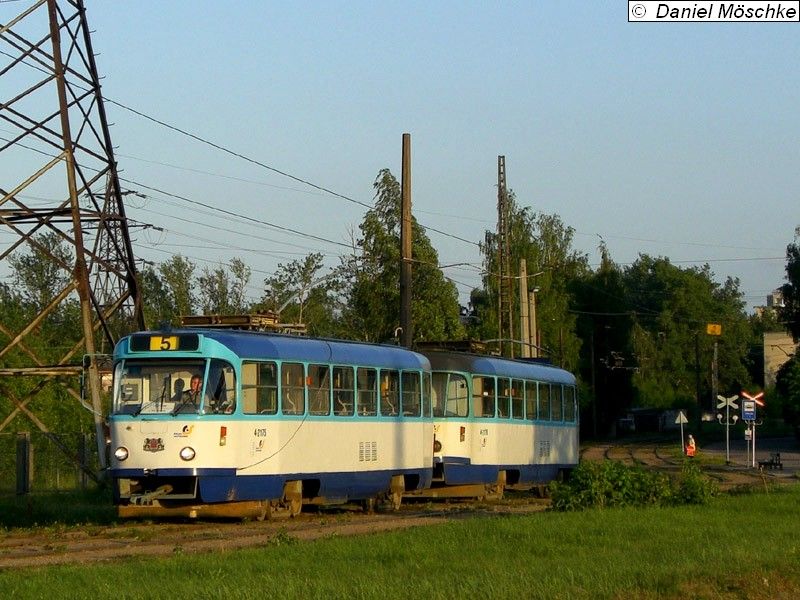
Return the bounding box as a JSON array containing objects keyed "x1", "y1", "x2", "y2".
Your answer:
[
  {"x1": 550, "y1": 460, "x2": 716, "y2": 511},
  {"x1": 671, "y1": 461, "x2": 718, "y2": 505}
]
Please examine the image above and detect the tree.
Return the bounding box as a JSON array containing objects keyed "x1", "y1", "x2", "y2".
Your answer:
[
  {"x1": 1, "y1": 235, "x2": 90, "y2": 434},
  {"x1": 138, "y1": 265, "x2": 176, "y2": 328},
  {"x1": 477, "y1": 191, "x2": 588, "y2": 367},
  {"x1": 337, "y1": 169, "x2": 464, "y2": 343},
  {"x1": 8, "y1": 231, "x2": 72, "y2": 310},
  {"x1": 779, "y1": 226, "x2": 800, "y2": 342},
  {"x1": 228, "y1": 257, "x2": 252, "y2": 313},
  {"x1": 623, "y1": 255, "x2": 751, "y2": 412},
  {"x1": 775, "y1": 227, "x2": 800, "y2": 437},
  {"x1": 159, "y1": 254, "x2": 197, "y2": 319},
  {"x1": 570, "y1": 241, "x2": 635, "y2": 436},
  {"x1": 262, "y1": 253, "x2": 326, "y2": 321},
  {"x1": 197, "y1": 258, "x2": 252, "y2": 315},
  {"x1": 775, "y1": 354, "x2": 800, "y2": 439}
]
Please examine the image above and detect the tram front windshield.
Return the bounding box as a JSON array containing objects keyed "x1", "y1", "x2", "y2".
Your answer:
[{"x1": 113, "y1": 360, "x2": 206, "y2": 416}]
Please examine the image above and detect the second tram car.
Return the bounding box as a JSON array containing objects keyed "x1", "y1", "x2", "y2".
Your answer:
[
  {"x1": 425, "y1": 351, "x2": 578, "y2": 496},
  {"x1": 108, "y1": 329, "x2": 433, "y2": 518}
]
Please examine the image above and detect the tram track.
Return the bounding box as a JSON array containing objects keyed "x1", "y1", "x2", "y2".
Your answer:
[{"x1": 0, "y1": 497, "x2": 549, "y2": 569}]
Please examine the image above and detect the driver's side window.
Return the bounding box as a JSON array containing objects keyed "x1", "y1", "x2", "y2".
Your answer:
[
  {"x1": 206, "y1": 359, "x2": 237, "y2": 414},
  {"x1": 242, "y1": 361, "x2": 278, "y2": 415}
]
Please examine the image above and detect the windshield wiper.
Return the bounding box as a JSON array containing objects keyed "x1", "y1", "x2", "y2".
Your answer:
[
  {"x1": 133, "y1": 379, "x2": 169, "y2": 417},
  {"x1": 171, "y1": 391, "x2": 199, "y2": 416}
]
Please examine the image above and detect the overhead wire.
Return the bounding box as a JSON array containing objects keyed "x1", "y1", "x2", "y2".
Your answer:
[{"x1": 2, "y1": 51, "x2": 790, "y2": 309}]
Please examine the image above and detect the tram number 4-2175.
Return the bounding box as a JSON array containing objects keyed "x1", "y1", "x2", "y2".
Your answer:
[{"x1": 254, "y1": 428, "x2": 267, "y2": 437}]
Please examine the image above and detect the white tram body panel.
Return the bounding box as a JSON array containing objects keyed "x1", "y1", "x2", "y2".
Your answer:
[
  {"x1": 109, "y1": 330, "x2": 433, "y2": 509},
  {"x1": 426, "y1": 351, "x2": 579, "y2": 487}
]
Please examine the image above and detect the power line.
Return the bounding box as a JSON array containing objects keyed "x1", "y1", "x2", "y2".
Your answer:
[
  {"x1": 121, "y1": 177, "x2": 353, "y2": 250},
  {"x1": 106, "y1": 99, "x2": 376, "y2": 211}
]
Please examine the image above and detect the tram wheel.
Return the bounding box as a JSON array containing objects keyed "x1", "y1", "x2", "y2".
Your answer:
[
  {"x1": 361, "y1": 497, "x2": 376, "y2": 514},
  {"x1": 283, "y1": 480, "x2": 303, "y2": 517},
  {"x1": 255, "y1": 500, "x2": 270, "y2": 521},
  {"x1": 386, "y1": 475, "x2": 405, "y2": 511}
]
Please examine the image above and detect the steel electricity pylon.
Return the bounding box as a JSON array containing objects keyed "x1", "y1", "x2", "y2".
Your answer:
[{"x1": 1, "y1": 0, "x2": 144, "y2": 471}]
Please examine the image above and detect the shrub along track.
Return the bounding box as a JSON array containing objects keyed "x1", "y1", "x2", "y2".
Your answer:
[{"x1": 580, "y1": 439, "x2": 786, "y2": 492}]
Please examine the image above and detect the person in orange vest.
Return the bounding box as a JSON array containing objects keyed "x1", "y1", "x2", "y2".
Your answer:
[{"x1": 685, "y1": 434, "x2": 696, "y2": 458}]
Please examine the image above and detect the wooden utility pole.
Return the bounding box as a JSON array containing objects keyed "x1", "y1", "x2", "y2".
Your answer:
[{"x1": 400, "y1": 133, "x2": 413, "y2": 348}]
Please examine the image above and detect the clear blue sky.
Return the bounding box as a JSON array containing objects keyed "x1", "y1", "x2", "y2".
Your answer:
[{"x1": 6, "y1": 1, "x2": 798, "y2": 310}]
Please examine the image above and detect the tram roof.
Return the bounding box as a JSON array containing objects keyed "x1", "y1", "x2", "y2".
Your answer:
[
  {"x1": 422, "y1": 351, "x2": 576, "y2": 385},
  {"x1": 125, "y1": 329, "x2": 431, "y2": 371}
]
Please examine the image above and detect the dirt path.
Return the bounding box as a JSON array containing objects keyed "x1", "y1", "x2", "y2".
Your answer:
[{"x1": 0, "y1": 500, "x2": 549, "y2": 570}]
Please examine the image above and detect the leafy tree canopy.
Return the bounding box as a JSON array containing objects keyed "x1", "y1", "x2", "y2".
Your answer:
[
  {"x1": 779, "y1": 226, "x2": 800, "y2": 342},
  {"x1": 336, "y1": 169, "x2": 464, "y2": 343},
  {"x1": 477, "y1": 190, "x2": 588, "y2": 367}
]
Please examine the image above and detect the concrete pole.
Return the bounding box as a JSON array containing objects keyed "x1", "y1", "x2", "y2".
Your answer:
[
  {"x1": 400, "y1": 133, "x2": 413, "y2": 348},
  {"x1": 519, "y1": 259, "x2": 530, "y2": 358},
  {"x1": 528, "y1": 290, "x2": 538, "y2": 358}
]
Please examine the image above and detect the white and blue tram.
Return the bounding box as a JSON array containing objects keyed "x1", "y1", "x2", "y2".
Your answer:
[
  {"x1": 425, "y1": 351, "x2": 578, "y2": 496},
  {"x1": 108, "y1": 330, "x2": 433, "y2": 518}
]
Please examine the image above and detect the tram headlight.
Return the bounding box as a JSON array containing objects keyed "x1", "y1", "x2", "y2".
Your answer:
[
  {"x1": 179, "y1": 446, "x2": 196, "y2": 461},
  {"x1": 433, "y1": 439, "x2": 442, "y2": 453},
  {"x1": 114, "y1": 446, "x2": 129, "y2": 461}
]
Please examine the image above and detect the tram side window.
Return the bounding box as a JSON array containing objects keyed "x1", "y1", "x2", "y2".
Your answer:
[
  {"x1": 564, "y1": 385, "x2": 576, "y2": 422},
  {"x1": 432, "y1": 373, "x2": 446, "y2": 417},
  {"x1": 525, "y1": 380, "x2": 537, "y2": 421},
  {"x1": 437, "y1": 373, "x2": 468, "y2": 417},
  {"x1": 206, "y1": 360, "x2": 236, "y2": 414},
  {"x1": 472, "y1": 376, "x2": 495, "y2": 418},
  {"x1": 308, "y1": 364, "x2": 331, "y2": 416},
  {"x1": 357, "y1": 368, "x2": 377, "y2": 416},
  {"x1": 552, "y1": 385, "x2": 563, "y2": 421},
  {"x1": 539, "y1": 382, "x2": 551, "y2": 420},
  {"x1": 511, "y1": 379, "x2": 524, "y2": 420},
  {"x1": 380, "y1": 370, "x2": 400, "y2": 416},
  {"x1": 242, "y1": 361, "x2": 278, "y2": 415},
  {"x1": 282, "y1": 363, "x2": 305, "y2": 415},
  {"x1": 401, "y1": 371, "x2": 421, "y2": 417},
  {"x1": 423, "y1": 372, "x2": 432, "y2": 418},
  {"x1": 497, "y1": 378, "x2": 511, "y2": 419},
  {"x1": 333, "y1": 366, "x2": 354, "y2": 416}
]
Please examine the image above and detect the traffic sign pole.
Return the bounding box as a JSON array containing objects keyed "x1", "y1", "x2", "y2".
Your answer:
[
  {"x1": 675, "y1": 410, "x2": 688, "y2": 454},
  {"x1": 716, "y1": 395, "x2": 739, "y2": 464},
  {"x1": 741, "y1": 390, "x2": 765, "y2": 468}
]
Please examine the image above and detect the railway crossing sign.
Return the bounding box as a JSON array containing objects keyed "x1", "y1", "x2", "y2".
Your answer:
[
  {"x1": 716, "y1": 395, "x2": 738, "y2": 410},
  {"x1": 716, "y1": 395, "x2": 739, "y2": 464},
  {"x1": 740, "y1": 391, "x2": 764, "y2": 422},
  {"x1": 741, "y1": 391, "x2": 764, "y2": 468},
  {"x1": 675, "y1": 410, "x2": 688, "y2": 453}
]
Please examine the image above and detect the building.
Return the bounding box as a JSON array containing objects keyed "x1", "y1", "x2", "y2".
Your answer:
[{"x1": 764, "y1": 331, "x2": 798, "y2": 388}]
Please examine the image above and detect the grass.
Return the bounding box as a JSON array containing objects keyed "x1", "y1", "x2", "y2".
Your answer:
[
  {"x1": 1, "y1": 485, "x2": 799, "y2": 598},
  {"x1": 0, "y1": 487, "x2": 117, "y2": 530}
]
